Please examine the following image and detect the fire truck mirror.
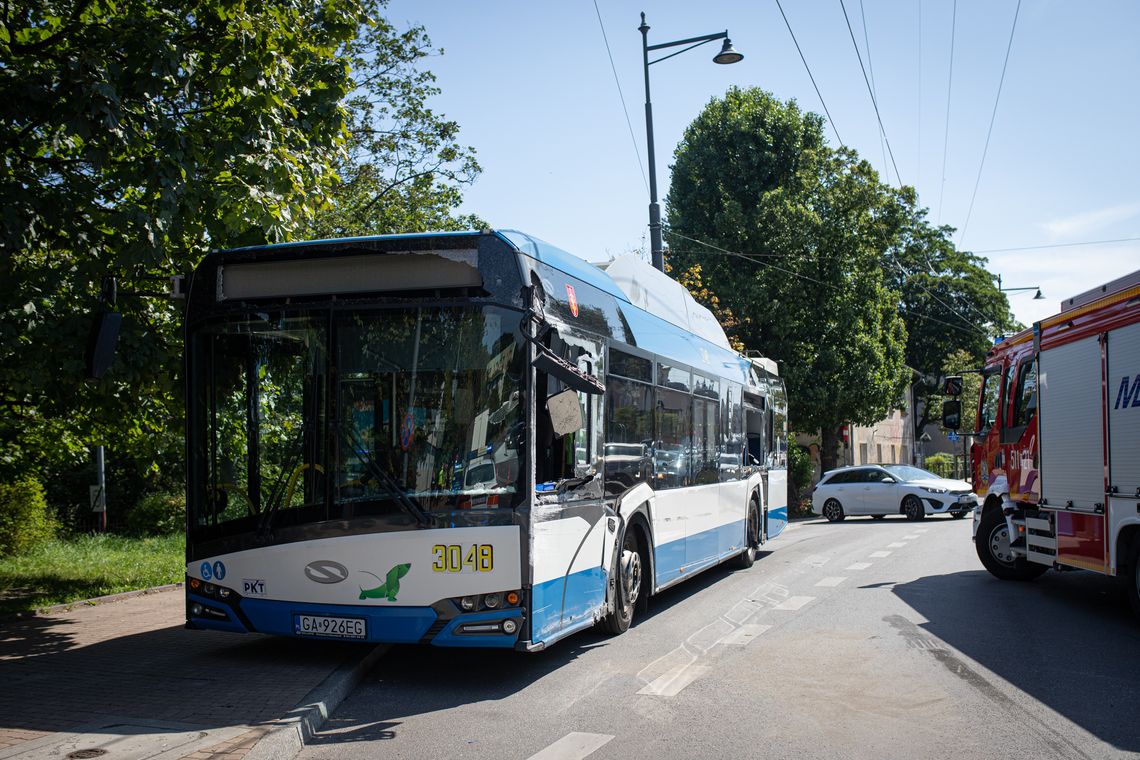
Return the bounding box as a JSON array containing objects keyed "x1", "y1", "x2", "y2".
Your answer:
[
  {"x1": 941, "y1": 400, "x2": 962, "y2": 431},
  {"x1": 941, "y1": 375, "x2": 963, "y2": 396}
]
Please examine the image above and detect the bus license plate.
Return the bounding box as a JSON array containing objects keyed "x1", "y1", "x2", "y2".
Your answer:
[{"x1": 295, "y1": 614, "x2": 366, "y2": 639}]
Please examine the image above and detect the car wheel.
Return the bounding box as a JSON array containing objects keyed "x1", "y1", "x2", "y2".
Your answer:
[
  {"x1": 975, "y1": 507, "x2": 1048, "y2": 581},
  {"x1": 733, "y1": 498, "x2": 760, "y2": 569},
  {"x1": 823, "y1": 498, "x2": 845, "y2": 522},
  {"x1": 602, "y1": 528, "x2": 643, "y2": 635},
  {"x1": 871, "y1": 514, "x2": 886, "y2": 520},
  {"x1": 902, "y1": 494, "x2": 925, "y2": 521}
]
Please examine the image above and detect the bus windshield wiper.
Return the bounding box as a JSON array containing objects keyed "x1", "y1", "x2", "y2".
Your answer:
[
  {"x1": 342, "y1": 426, "x2": 432, "y2": 527},
  {"x1": 256, "y1": 437, "x2": 304, "y2": 539}
]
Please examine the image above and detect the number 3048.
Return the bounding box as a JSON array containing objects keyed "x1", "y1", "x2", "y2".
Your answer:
[{"x1": 432, "y1": 544, "x2": 493, "y2": 573}]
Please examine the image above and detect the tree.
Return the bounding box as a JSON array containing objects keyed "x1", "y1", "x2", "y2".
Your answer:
[
  {"x1": 302, "y1": 14, "x2": 482, "y2": 238},
  {"x1": 883, "y1": 190, "x2": 1017, "y2": 438},
  {"x1": 667, "y1": 87, "x2": 909, "y2": 472},
  {"x1": 0, "y1": 0, "x2": 481, "y2": 516}
]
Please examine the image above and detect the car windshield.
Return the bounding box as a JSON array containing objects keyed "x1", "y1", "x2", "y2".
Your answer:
[
  {"x1": 882, "y1": 465, "x2": 941, "y2": 482},
  {"x1": 188, "y1": 305, "x2": 527, "y2": 541}
]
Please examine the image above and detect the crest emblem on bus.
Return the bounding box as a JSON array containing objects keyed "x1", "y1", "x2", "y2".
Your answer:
[{"x1": 304, "y1": 560, "x2": 349, "y2": 584}]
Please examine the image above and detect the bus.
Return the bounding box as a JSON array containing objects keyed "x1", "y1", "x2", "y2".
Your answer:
[{"x1": 183, "y1": 230, "x2": 788, "y2": 650}]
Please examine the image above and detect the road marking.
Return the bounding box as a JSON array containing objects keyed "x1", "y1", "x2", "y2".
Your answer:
[
  {"x1": 902, "y1": 534, "x2": 920, "y2": 539},
  {"x1": 773, "y1": 595, "x2": 815, "y2": 611},
  {"x1": 803, "y1": 554, "x2": 831, "y2": 567},
  {"x1": 688, "y1": 619, "x2": 736, "y2": 653},
  {"x1": 724, "y1": 599, "x2": 763, "y2": 625},
  {"x1": 528, "y1": 732, "x2": 615, "y2": 760},
  {"x1": 914, "y1": 528, "x2": 930, "y2": 533},
  {"x1": 846, "y1": 562, "x2": 872, "y2": 570},
  {"x1": 723, "y1": 623, "x2": 771, "y2": 645},
  {"x1": 638, "y1": 661, "x2": 711, "y2": 696},
  {"x1": 887, "y1": 542, "x2": 907, "y2": 548},
  {"x1": 815, "y1": 576, "x2": 847, "y2": 587},
  {"x1": 870, "y1": 551, "x2": 892, "y2": 558}
]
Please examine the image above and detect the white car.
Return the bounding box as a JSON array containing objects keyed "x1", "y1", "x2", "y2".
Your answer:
[{"x1": 811, "y1": 464, "x2": 978, "y2": 522}]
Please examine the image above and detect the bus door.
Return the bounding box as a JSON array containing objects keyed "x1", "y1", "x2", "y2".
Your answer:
[{"x1": 529, "y1": 330, "x2": 611, "y2": 644}]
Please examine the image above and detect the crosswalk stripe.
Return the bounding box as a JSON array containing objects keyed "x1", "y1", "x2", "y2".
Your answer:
[{"x1": 528, "y1": 732, "x2": 615, "y2": 760}]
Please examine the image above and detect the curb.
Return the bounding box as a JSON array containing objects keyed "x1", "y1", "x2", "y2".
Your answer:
[
  {"x1": 4, "y1": 582, "x2": 185, "y2": 621},
  {"x1": 244, "y1": 643, "x2": 390, "y2": 760}
]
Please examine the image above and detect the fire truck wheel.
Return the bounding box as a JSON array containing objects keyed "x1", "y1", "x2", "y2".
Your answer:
[
  {"x1": 1126, "y1": 540, "x2": 1140, "y2": 618},
  {"x1": 902, "y1": 495, "x2": 926, "y2": 521},
  {"x1": 975, "y1": 508, "x2": 1047, "y2": 582},
  {"x1": 822, "y1": 498, "x2": 845, "y2": 522}
]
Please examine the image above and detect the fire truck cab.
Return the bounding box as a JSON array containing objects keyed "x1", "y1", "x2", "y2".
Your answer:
[{"x1": 969, "y1": 269, "x2": 1140, "y2": 616}]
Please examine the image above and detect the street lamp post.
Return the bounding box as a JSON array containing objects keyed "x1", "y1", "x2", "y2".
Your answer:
[
  {"x1": 639, "y1": 12, "x2": 742, "y2": 272},
  {"x1": 997, "y1": 273, "x2": 1045, "y2": 300}
]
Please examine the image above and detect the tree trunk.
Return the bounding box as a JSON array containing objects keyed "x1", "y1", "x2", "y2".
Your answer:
[{"x1": 819, "y1": 426, "x2": 841, "y2": 474}]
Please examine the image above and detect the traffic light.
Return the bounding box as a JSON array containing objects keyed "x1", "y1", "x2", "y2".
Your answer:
[{"x1": 942, "y1": 375, "x2": 963, "y2": 396}]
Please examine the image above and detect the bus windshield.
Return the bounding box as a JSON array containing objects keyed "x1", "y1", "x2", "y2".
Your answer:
[{"x1": 189, "y1": 305, "x2": 526, "y2": 541}]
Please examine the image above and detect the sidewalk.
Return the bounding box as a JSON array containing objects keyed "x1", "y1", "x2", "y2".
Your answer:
[{"x1": 0, "y1": 587, "x2": 380, "y2": 760}]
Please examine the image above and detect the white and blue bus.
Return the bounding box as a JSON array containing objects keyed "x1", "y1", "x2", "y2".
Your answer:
[{"x1": 184, "y1": 230, "x2": 788, "y2": 650}]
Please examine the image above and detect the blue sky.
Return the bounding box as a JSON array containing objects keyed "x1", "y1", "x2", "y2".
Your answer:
[{"x1": 385, "y1": 1, "x2": 1140, "y2": 328}]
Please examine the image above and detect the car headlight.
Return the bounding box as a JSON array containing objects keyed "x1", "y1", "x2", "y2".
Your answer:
[{"x1": 921, "y1": 486, "x2": 948, "y2": 494}]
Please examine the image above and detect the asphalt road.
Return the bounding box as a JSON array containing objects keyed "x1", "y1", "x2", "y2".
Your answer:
[{"x1": 297, "y1": 516, "x2": 1140, "y2": 760}]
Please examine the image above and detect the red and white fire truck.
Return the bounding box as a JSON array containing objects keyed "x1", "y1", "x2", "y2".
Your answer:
[{"x1": 966, "y1": 269, "x2": 1140, "y2": 615}]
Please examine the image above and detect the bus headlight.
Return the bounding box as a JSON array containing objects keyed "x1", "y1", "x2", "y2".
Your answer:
[
  {"x1": 460, "y1": 596, "x2": 478, "y2": 611},
  {"x1": 483, "y1": 593, "x2": 502, "y2": 609},
  {"x1": 502, "y1": 619, "x2": 518, "y2": 635}
]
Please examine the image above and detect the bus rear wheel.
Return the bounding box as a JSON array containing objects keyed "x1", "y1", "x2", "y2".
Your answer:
[
  {"x1": 733, "y1": 499, "x2": 761, "y2": 569},
  {"x1": 602, "y1": 529, "x2": 643, "y2": 635}
]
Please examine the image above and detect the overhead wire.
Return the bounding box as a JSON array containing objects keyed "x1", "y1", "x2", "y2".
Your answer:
[
  {"x1": 664, "y1": 227, "x2": 990, "y2": 337},
  {"x1": 774, "y1": 0, "x2": 845, "y2": 147},
  {"x1": 838, "y1": 0, "x2": 902, "y2": 184},
  {"x1": 859, "y1": 0, "x2": 889, "y2": 183},
  {"x1": 936, "y1": 0, "x2": 956, "y2": 224},
  {"x1": 957, "y1": 0, "x2": 1022, "y2": 247},
  {"x1": 972, "y1": 236, "x2": 1140, "y2": 254},
  {"x1": 591, "y1": 0, "x2": 650, "y2": 197}
]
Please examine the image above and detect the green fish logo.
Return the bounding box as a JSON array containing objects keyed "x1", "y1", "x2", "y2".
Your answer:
[{"x1": 359, "y1": 563, "x2": 411, "y2": 601}]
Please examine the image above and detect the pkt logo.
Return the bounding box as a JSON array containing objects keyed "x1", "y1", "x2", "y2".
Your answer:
[
  {"x1": 1115, "y1": 374, "x2": 1140, "y2": 409},
  {"x1": 243, "y1": 579, "x2": 266, "y2": 596},
  {"x1": 304, "y1": 560, "x2": 349, "y2": 584}
]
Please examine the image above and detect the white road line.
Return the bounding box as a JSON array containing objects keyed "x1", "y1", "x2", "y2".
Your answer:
[
  {"x1": 528, "y1": 732, "x2": 615, "y2": 760},
  {"x1": 846, "y1": 562, "x2": 872, "y2": 570},
  {"x1": 724, "y1": 599, "x2": 763, "y2": 625},
  {"x1": 887, "y1": 542, "x2": 907, "y2": 548},
  {"x1": 915, "y1": 528, "x2": 930, "y2": 533},
  {"x1": 815, "y1": 576, "x2": 847, "y2": 587},
  {"x1": 773, "y1": 595, "x2": 815, "y2": 611},
  {"x1": 688, "y1": 619, "x2": 736, "y2": 653},
  {"x1": 902, "y1": 534, "x2": 920, "y2": 539},
  {"x1": 723, "y1": 623, "x2": 771, "y2": 645},
  {"x1": 638, "y1": 662, "x2": 711, "y2": 696},
  {"x1": 870, "y1": 551, "x2": 892, "y2": 558}
]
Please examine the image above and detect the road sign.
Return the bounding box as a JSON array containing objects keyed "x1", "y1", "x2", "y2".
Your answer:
[
  {"x1": 89, "y1": 485, "x2": 106, "y2": 513},
  {"x1": 947, "y1": 432, "x2": 960, "y2": 442}
]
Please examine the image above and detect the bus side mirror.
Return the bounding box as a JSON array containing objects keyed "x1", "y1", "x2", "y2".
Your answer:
[{"x1": 942, "y1": 400, "x2": 962, "y2": 430}]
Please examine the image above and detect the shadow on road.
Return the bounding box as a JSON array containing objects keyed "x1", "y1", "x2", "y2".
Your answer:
[
  {"x1": 0, "y1": 616, "x2": 365, "y2": 733},
  {"x1": 892, "y1": 566, "x2": 1140, "y2": 752}
]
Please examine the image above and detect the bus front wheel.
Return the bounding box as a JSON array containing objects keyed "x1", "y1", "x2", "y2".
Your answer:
[
  {"x1": 602, "y1": 529, "x2": 643, "y2": 635},
  {"x1": 732, "y1": 499, "x2": 760, "y2": 569}
]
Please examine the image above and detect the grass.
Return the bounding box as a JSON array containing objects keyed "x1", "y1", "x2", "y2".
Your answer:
[{"x1": 0, "y1": 533, "x2": 184, "y2": 616}]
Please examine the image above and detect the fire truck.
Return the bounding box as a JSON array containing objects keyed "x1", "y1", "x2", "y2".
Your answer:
[{"x1": 962, "y1": 269, "x2": 1140, "y2": 615}]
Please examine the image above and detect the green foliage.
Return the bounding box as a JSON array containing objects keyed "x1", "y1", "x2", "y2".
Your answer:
[
  {"x1": 0, "y1": 0, "x2": 481, "y2": 517},
  {"x1": 0, "y1": 533, "x2": 184, "y2": 614},
  {"x1": 301, "y1": 13, "x2": 482, "y2": 237},
  {"x1": 787, "y1": 440, "x2": 815, "y2": 493},
  {"x1": 125, "y1": 491, "x2": 185, "y2": 536},
  {"x1": 0, "y1": 477, "x2": 56, "y2": 556},
  {"x1": 667, "y1": 87, "x2": 909, "y2": 471}
]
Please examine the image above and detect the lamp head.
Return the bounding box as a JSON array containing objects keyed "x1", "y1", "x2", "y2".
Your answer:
[
  {"x1": 713, "y1": 38, "x2": 743, "y2": 65},
  {"x1": 1033, "y1": 289, "x2": 1044, "y2": 300}
]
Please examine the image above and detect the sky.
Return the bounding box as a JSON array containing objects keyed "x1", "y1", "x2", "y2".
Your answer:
[{"x1": 384, "y1": 0, "x2": 1140, "y2": 329}]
